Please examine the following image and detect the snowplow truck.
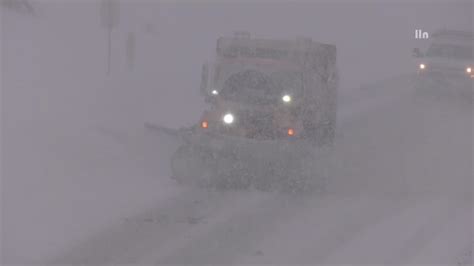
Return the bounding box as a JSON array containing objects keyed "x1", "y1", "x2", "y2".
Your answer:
[{"x1": 147, "y1": 33, "x2": 338, "y2": 191}]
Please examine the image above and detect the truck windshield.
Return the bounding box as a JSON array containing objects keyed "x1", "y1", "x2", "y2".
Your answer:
[
  {"x1": 221, "y1": 70, "x2": 303, "y2": 105},
  {"x1": 426, "y1": 43, "x2": 473, "y2": 60}
]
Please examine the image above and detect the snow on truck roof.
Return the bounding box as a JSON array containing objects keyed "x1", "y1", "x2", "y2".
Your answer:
[
  {"x1": 216, "y1": 35, "x2": 336, "y2": 64},
  {"x1": 209, "y1": 34, "x2": 337, "y2": 96}
]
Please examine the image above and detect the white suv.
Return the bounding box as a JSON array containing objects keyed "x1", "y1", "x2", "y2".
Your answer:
[{"x1": 414, "y1": 29, "x2": 473, "y2": 78}]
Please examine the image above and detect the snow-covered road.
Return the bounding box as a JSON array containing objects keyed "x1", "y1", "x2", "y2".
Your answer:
[
  {"x1": 53, "y1": 191, "x2": 471, "y2": 265},
  {"x1": 46, "y1": 81, "x2": 472, "y2": 265}
]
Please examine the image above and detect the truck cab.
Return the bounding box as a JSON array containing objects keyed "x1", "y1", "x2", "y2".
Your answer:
[{"x1": 198, "y1": 33, "x2": 338, "y2": 145}]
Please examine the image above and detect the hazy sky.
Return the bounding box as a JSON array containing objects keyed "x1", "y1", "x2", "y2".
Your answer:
[{"x1": 3, "y1": 0, "x2": 472, "y2": 127}]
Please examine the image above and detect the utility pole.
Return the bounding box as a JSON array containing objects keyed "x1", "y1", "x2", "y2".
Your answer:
[{"x1": 100, "y1": 0, "x2": 120, "y2": 76}]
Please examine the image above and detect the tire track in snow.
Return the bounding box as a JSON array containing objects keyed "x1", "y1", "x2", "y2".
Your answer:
[
  {"x1": 321, "y1": 197, "x2": 460, "y2": 264},
  {"x1": 143, "y1": 192, "x2": 321, "y2": 264},
  {"x1": 384, "y1": 198, "x2": 468, "y2": 265},
  {"x1": 237, "y1": 195, "x2": 417, "y2": 265},
  {"x1": 50, "y1": 188, "x2": 268, "y2": 264},
  {"x1": 409, "y1": 201, "x2": 472, "y2": 265}
]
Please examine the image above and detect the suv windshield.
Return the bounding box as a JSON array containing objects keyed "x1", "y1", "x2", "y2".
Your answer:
[
  {"x1": 221, "y1": 70, "x2": 303, "y2": 105},
  {"x1": 426, "y1": 43, "x2": 473, "y2": 60}
]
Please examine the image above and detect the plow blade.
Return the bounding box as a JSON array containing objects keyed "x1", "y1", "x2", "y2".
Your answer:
[
  {"x1": 144, "y1": 122, "x2": 331, "y2": 192},
  {"x1": 143, "y1": 122, "x2": 191, "y2": 179}
]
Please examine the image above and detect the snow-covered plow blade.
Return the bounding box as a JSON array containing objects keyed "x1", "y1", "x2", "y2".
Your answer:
[{"x1": 145, "y1": 123, "x2": 330, "y2": 192}]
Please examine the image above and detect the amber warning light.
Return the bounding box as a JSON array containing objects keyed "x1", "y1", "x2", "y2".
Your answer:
[
  {"x1": 287, "y1": 128, "x2": 295, "y2": 136},
  {"x1": 201, "y1": 121, "x2": 208, "y2": 128}
]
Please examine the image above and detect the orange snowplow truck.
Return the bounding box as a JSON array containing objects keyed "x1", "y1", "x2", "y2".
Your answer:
[
  {"x1": 149, "y1": 33, "x2": 338, "y2": 191},
  {"x1": 199, "y1": 33, "x2": 338, "y2": 144}
]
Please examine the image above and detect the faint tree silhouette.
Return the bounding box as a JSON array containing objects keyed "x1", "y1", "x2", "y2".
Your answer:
[
  {"x1": 126, "y1": 32, "x2": 136, "y2": 71},
  {"x1": 100, "y1": 0, "x2": 120, "y2": 76},
  {"x1": 1, "y1": 0, "x2": 35, "y2": 15}
]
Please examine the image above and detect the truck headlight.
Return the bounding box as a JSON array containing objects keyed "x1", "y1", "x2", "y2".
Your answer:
[
  {"x1": 419, "y1": 63, "x2": 426, "y2": 70},
  {"x1": 466, "y1": 67, "x2": 472, "y2": 74},
  {"x1": 282, "y1": 94, "x2": 291, "y2": 103},
  {"x1": 223, "y1": 113, "x2": 234, "y2": 124}
]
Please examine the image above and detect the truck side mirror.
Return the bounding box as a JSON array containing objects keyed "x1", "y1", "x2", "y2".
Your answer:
[{"x1": 412, "y1": 48, "x2": 424, "y2": 58}]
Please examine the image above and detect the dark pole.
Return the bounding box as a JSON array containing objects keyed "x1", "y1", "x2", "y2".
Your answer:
[{"x1": 107, "y1": 28, "x2": 111, "y2": 75}]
